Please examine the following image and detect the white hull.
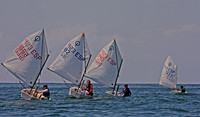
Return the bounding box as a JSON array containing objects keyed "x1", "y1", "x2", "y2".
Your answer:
[
  {"x1": 171, "y1": 90, "x2": 187, "y2": 94},
  {"x1": 106, "y1": 91, "x2": 124, "y2": 97},
  {"x1": 21, "y1": 89, "x2": 49, "y2": 100},
  {"x1": 69, "y1": 87, "x2": 92, "y2": 98},
  {"x1": 21, "y1": 89, "x2": 36, "y2": 100}
]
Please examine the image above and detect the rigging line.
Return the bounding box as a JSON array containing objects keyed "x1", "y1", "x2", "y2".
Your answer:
[
  {"x1": 63, "y1": 80, "x2": 71, "y2": 88},
  {"x1": 2, "y1": 63, "x2": 29, "y2": 87},
  {"x1": 19, "y1": 81, "x2": 26, "y2": 89},
  {"x1": 47, "y1": 68, "x2": 79, "y2": 86}
]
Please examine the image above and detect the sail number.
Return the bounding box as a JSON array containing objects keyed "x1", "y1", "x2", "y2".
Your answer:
[
  {"x1": 61, "y1": 43, "x2": 85, "y2": 61},
  {"x1": 95, "y1": 49, "x2": 116, "y2": 66},
  {"x1": 31, "y1": 49, "x2": 42, "y2": 60},
  {"x1": 15, "y1": 44, "x2": 29, "y2": 61},
  {"x1": 165, "y1": 67, "x2": 175, "y2": 82},
  {"x1": 15, "y1": 38, "x2": 41, "y2": 61}
]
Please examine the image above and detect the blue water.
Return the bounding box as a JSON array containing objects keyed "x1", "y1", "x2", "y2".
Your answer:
[{"x1": 0, "y1": 83, "x2": 200, "y2": 117}]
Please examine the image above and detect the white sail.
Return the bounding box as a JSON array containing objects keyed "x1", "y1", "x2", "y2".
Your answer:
[
  {"x1": 2, "y1": 29, "x2": 49, "y2": 88},
  {"x1": 85, "y1": 39, "x2": 123, "y2": 88},
  {"x1": 48, "y1": 33, "x2": 91, "y2": 86},
  {"x1": 159, "y1": 56, "x2": 178, "y2": 88}
]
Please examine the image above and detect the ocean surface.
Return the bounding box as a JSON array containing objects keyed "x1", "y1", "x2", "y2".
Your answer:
[{"x1": 0, "y1": 83, "x2": 200, "y2": 117}]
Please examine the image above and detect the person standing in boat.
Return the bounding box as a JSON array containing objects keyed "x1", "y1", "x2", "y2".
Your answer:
[
  {"x1": 119, "y1": 84, "x2": 131, "y2": 96},
  {"x1": 83, "y1": 80, "x2": 93, "y2": 96}
]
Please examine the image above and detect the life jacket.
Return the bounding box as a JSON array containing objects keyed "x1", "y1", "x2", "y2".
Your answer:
[
  {"x1": 181, "y1": 88, "x2": 186, "y2": 93},
  {"x1": 123, "y1": 88, "x2": 131, "y2": 96},
  {"x1": 86, "y1": 84, "x2": 93, "y2": 96},
  {"x1": 43, "y1": 88, "x2": 50, "y2": 97}
]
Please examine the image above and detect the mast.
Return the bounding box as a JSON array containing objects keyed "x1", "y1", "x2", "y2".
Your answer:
[
  {"x1": 78, "y1": 32, "x2": 92, "y2": 87},
  {"x1": 174, "y1": 66, "x2": 178, "y2": 88},
  {"x1": 79, "y1": 55, "x2": 91, "y2": 87},
  {"x1": 32, "y1": 54, "x2": 49, "y2": 88},
  {"x1": 112, "y1": 39, "x2": 122, "y2": 92},
  {"x1": 32, "y1": 30, "x2": 49, "y2": 88},
  {"x1": 113, "y1": 59, "x2": 123, "y2": 92}
]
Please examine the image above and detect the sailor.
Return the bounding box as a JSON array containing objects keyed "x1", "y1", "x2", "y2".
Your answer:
[
  {"x1": 39, "y1": 84, "x2": 50, "y2": 99},
  {"x1": 180, "y1": 86, "x2": 186, "y2": 93},
  {"x1": 119, "y1": 84, "x2": 131, "y2": 96},
  {"x1": 83, "y1": 80, "x2": 93, "y2": 96}
]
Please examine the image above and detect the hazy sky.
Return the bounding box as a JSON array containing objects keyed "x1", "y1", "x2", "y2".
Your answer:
[{"x1": 0, "y1": 0, "x2": 200, "y2": 84}]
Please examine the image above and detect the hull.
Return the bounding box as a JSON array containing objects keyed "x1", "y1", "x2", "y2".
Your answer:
[
  {"x1": 69, "y1": 87, "x2": 92, "y2": 98},
  {"x1": 21, "y1": 89, "x2": 49, "y2": 100},
  {"x1": 171, "y1": 90, "x2": 187, "y2": 94},
  {"x1": 106, "y1": 91, "x2": 124, "y2": 97}
]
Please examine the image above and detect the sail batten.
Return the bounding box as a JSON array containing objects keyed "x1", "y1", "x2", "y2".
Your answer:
[
  {"x1": 48, "y1": 33, "x2": 91, "y2": 85},
  {"x1": 85, "y1": 40, "x2": 123, "y2": 89},
  {"x1": 2, "y1": 29, "x2": 49, "y2": 88},
  {"x1": 159, "y1": 56, "x2": 178, "y2": 89}
]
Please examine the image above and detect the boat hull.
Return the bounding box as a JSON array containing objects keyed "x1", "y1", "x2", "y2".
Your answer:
[
  {"x1": 21, "y1": 89, "x2": 49, "y2": 100},
  {"x1": 171, "y1": 90, "x2": 187, "y2": 94},
  {"x1": 106, "y1": 91, "x2": 124, "y2": 97},
  {"x1": 69, "y1": 87, "x2": 92, "y2": 98}
]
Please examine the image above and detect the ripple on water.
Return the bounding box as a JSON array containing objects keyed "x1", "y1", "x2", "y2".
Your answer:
[{"x1": 0, "y1": 83, "x2": 200, "y2": 116}]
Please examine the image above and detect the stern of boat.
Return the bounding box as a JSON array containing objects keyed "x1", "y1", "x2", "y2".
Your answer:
[{"x1": 69, "y1": 87, "x2": 82, "y2": 98}]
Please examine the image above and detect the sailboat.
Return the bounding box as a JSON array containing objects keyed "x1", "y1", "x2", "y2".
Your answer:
[
  {"x1": 159, "y1": 55, "x2": 177, "y2": 89},
  {"x1": 85, "y1": 39, "x2": 123, "y2": 96},
  {"x1": 159, "y1": 56, "x2": 185, "y2": 94},
  {"x1": 48, "y1": 32, "x2": 91, "y2": 98},
  {"x1": 1, "y1": 29, "x2": 49, "y2": 100}
]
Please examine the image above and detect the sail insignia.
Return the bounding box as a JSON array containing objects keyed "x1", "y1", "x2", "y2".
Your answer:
[
  {"x1": 2, "y1": 29, "x2": 49, "y2": 88},
  {"x1": 48, "y1": 33, "x2": 91, "y2": 86},
  {"x1": 85, "y1": 39, "x2": 123, "y2": 89}
]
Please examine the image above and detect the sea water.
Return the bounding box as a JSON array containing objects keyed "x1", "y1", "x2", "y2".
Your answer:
[{"x1": 0, "y1": 83, "x2": 200, "y2": 117}]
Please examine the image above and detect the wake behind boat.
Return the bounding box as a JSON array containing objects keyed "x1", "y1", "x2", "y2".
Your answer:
[
  {"x1": 85, "y1": 39, "x2": 124, "y2": 97},
  {"x1": 2, "y1": 29, "x2": 50, "y2": 100},
  {"x1": 48, "y1": 32, "x2": 92, "y2": 98}
]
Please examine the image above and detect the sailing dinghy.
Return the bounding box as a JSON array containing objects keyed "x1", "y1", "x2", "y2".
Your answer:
[
  {"x1": 2, "y1": 29, "x2": 49, "y2": 100},
  {"x1": 85, "y1": 39, "x2": 123, "y2": 97},
  {"x1": 159, "y1": 56, "x2": 186, "y2": 94},
  {"x1": 48, "y1": 32, "x2": 91, "y2": 98}
]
